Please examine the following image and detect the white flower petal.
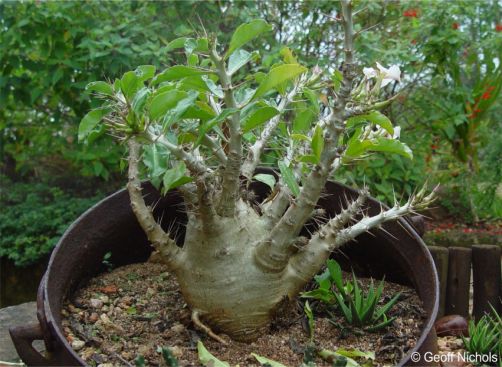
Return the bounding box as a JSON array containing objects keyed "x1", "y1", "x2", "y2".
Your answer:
[
  {"x1": 376, "y1": 62, "x2": 388, "y2": 74},
  {"x1": 393, "y1": 126, "x2": 401, "y2": 139},
  {"x1": 387, "y1": 65, "x2": 401, "y2": 82},
  {"x1": 381, "y1": 78, "x2": 393, "y2": 87},
  {"x1": 363, "y1": 67, "x2": 377, "y2": 79}
]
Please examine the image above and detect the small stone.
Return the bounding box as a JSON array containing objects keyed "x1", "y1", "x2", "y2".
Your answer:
[
  {"x1": 146, "y1": 287, "x2": 156, "y2": 296},
  {"x1": 89, "y1": 312, "x2": 99, "y2": 323},
  {"x1": 102, "y1": 305, "x2": 109, "y2": 312},
  {"x1": 138, "y1": 345, "x2": 151, "y2": 356},
  {"x1": 97, "y1": 364, "x2": 114, "y2": 367},
  {"x1": 99, "y1": 295, "x2": 110, "y2": 304},
  {"x1": 435, "y1": 315, "x2": 468, "y2": 337},
  {"x1": 100, "y1": 313, "x2": 111, "y2": 323},
  {"x1": 90, "y1": 299, "x2": 104, "y2": 309},
  {"x1": 170, "y1": 346, "x2": 183, "y2": 358},
  {"x1": 170, "y1": 323, "x2": 185, "y2": 334},
  {"x1": 71, "y1": 339, "x2": 86, "y2": 351},
  {"x1": 121, "y1": 351, "x2": 132, "y2": 360},
  {"x1": 99, "y1": 285, "x2": 118, "y2": 294},
  {"x1": 68, "y1": 304, "x2": 80, "y2": 313}
]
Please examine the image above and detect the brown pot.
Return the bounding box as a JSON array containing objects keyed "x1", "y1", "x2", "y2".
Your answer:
[{"x1": 10, "y1": 178, "x2": 439, "y2": 366}]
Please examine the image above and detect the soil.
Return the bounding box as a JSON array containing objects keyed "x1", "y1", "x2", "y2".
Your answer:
[{"x1": 62, "y1": 263, "x2": 427, "y2": 367}]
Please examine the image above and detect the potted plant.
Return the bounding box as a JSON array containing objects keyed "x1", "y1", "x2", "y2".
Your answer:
[{"x1": 10, "y1": 1, "x2": 439, "y2": 366}]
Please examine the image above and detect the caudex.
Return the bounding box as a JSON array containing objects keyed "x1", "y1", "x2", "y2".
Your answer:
[{"x1": 80, "y1": 0, "x2": 435, "y2": 343}]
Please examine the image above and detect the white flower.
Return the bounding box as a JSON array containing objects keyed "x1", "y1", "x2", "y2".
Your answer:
[
  {"x1": 363, "y1": 67, "x2": 377, "y2": 79},
  {"x1": 364, "y1": 63, "x2": 401, "y2": 87},
  {"x1": 376, "y1": 62, "x2": 401, "y2": 87},
  {"x1": 393, "y1": 126, "x2": 401, "y2": 139}
]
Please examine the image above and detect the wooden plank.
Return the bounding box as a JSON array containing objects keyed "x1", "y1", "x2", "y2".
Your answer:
[
  {"x1": 429, "y1": 246, "x2": 449, "y2": 318},
  {"x1": 445, "y1": 247, "x2": 471, "y2": 317},
  {"x1": 472, "y1": 245, "x2": 501, "y2": 320}
]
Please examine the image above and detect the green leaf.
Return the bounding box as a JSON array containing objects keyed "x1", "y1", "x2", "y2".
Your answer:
[
  {"x1": 86, "y1": 81, "x2": 114, "y2": 96},
  {"x1": 166, "y1": 37, "x2": 189, "y2": 51},
  {"x1": 197, "y1": 341, "x2": 230, "y2": 367},
  {"x1": 318, "y1": 349, "x2": 360, "y2": 367},
  {"x1": 347, "y1": 111, "x2": 394, "y2": 135},
  {"x1": 162, "y1": 91, "x2": 199, "y2": 129},
  {"x1": 280, "y1": 47, "x2": 297, "y2": 64},
  {"x1": 335, "y1": 349, "x2": 375, "y2": 361},
  {"x1": 143, "y1": 143, "x2": 169, "y2": 178},
  {"x1": 311, "y1": 125, "x2": 324, "y2": 162},
  {"x1": 297, "y1": 154, "x2": 318, "y2": 164},
  {"x1": 293, "y1": 109, "x2": 316, "y2": 133},
  {"x1": 251, "y1": 353, "x2": 287, "y2": 367},
  {"x1": 121, "y1": 71, "x2": 142, "y2": 100},
  {"x1": 153, "y1": 66, "x2": 215, "y2": 85},
  {"x1": 253, "y1": 173, "x2": 276, "y2": 190},
  {"x1": 290, "y1": 134, "x2": 310, "y2": 142},
  {"x1": 242, "y1": 106, "x2": 279, "y2": 133},
  {"x1": 327, "y1": 259, "x2": 345, "y2": 295},
  {"x1": 226, "y1": 19, "x2": 272, "y2": 57},
  {"x1": 368, "y1": 137, "x2": 413, "y2": 159},
  {"x1": 196, "y1": 108, "x2": 239, "y2": 146},
  {"x1": 278, "y1": 160, "x2": 300, "y2": 197},
  {"x1": 135, "y1": 65, "x2": 156, "y2": 82},
  {"x1": 202, "y1": 76, "x2": 224, "y2": 98},
  {"x1": 332, "y1": 69, "x2": 343, "y2": 92},
  {"x1": 131, "y1": 87, "x2": 150, "y2": 115},
  {"x1": 163, "y1": 163, "x2": 193, "y2": 193},
  {"x1": 253, "y1": 64, "x2": 307, "y2": 100},
  {"x1": 78, "y1": 108, "x2": 110, "y2": 142},
  {"x1": 228, "y1": 49, "x2": 255, "y2": 75},
  {"x1": 149, "y1": 90, "x2": 188, "y2": 121}
]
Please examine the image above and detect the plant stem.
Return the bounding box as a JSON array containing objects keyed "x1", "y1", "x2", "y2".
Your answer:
[{"x1": 127, "y1": 138, "x2": 181, "y2": 268}]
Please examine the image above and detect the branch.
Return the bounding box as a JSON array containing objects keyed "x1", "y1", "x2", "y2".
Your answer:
[
  {"x1": 261, "y1": 184, "x2": 291, "y2": 229},
  {"x1": 241, "y1": 83, "x2": 302, "y2": 179},
  {"x1": 284, "y1": 186, "x2": 436, "y2": 295},
  {"x1": 254, "y1": 0, "x2": 356, "y2": 272},
  {"x1": 201, "y1": 135, "x2": 227, "y2": 165},
  {"x1": 146, "y1": 130, "x2": 210, "y2": 178},
  {"x1": 210, "y1": 45, "x2": 242, "y2": 217},
  {"x1": 333, "y1": 188, "x2": 436, "y2": 247},
  {"x1": 127, "y1": 138, "x2": 181, "y2": 269},
  {"x1": 285, "y1": 188, "x2": 368, "y2": 295},
  {"x1": 145, "y1": 131, "x2": 217, "y2": 231}
]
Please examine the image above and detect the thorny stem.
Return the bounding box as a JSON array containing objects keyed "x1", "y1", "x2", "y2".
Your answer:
[
  {"x1": 241, "y1": 83, "x2": 302, "y2": 180},
  {"x1": 127, "y1": 138, "x2": 181, "y2": 269},
  {"x1": 255, "y1": 0, "x2": 356, "y2": 272},
  {"x1": 210, "y1": 45, "x2": 242, "y2": 217}
]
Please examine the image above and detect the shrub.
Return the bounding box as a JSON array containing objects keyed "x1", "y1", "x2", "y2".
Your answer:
[{"x1": 0, "y1": 176, "x2": 102, "y2": 266}]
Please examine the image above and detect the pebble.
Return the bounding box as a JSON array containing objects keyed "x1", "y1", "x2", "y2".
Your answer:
[
  {"x1": 170, "y1": 345, "x2": 183, "y2": 358},
  {"x1": 90, "y1": 298, "x2": 104, "y2": 309},
  {"x1": 435, "y1": 315, "x2": 468, "y2": 337},
  {"x1": 99, "y1": 295, "x2": 110, "y2": 304},
  {"x1": 71, "y1": 339, "x2": 86, "y2": 351},
  {"x1": 89, "y1": 312, "x2": 99, "y2": 323},
  {"x1": 97, "y1": 364, "x2": 114, "y2": 367},
  {"x1": 170, "y1": 323, "x2": 185, "y2": 334}
]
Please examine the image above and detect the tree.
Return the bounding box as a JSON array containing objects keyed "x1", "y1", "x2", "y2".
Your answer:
[{"x1": 82, "y1": 1, "x2": 434, "y2": 342}]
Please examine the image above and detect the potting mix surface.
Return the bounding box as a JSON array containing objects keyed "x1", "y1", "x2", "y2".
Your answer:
[{"x1": 62, "y1": 262, "x2": 426, "y2": 366}]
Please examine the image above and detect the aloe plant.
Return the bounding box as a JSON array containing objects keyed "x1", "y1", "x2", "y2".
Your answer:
[
  {"x1": 462, "y1": 306, "x2": 502, "y2": 363},
  {"x1": 80, "y1": 1, "x2": 434, "y2": 342},
  {"x1": 302, "y1": 260, "x2": 400, "y2": 331}
]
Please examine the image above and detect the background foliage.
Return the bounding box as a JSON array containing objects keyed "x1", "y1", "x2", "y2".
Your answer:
[{"x1": 1, "y1": 0, "x2": 501, "y2": 266}]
